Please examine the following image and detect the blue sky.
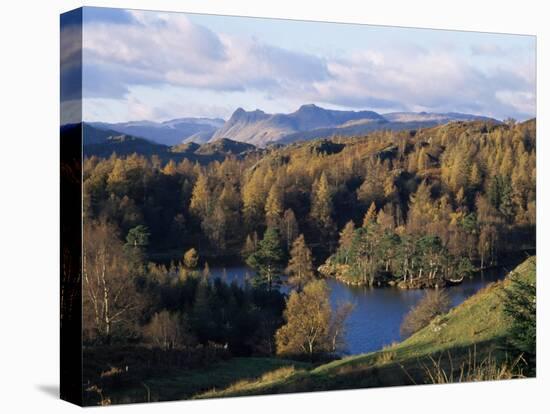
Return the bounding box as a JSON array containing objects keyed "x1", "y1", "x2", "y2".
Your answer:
[{"x1": 64, "y1": 7, "x2": 536, "y2": 122}]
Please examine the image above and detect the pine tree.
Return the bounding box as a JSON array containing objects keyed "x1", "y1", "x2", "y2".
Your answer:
[
  {"x1": 286, "y1": 234, "x2": 315, "y2": 290},
  {"x1": 246, "y1": 227, "x2": 285, "y2": 291},
  {"x1": 502, "y1": 262, "x2": 536, "y2": 369}
]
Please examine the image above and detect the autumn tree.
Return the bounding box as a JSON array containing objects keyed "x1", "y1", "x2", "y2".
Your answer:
[
  {"x1": 83, "y1": 220, "x2": 142, "y2": 342},
  {"x1": 286, "y1": 234, "x2": 315, "y2": 290},
  {"x1": 310, "y1": 172, "x2": 335, "y2": 243},
  {"x1": 190, "y1": 172, "x2": 210, "y2": 220},
  {"x1": 265, "y1": 184, "x2": 284, "y2": 228},
  {"x1": 183, "y1": 248, "x2": 199, "y2": 269},
  {"x1": 337, "y1": 220, "x2": 355, "y2": 264},
  {"x1": 275, "y1": 280, "x2": 352, "y2": 358},
  {"x1": 143, "y1": 310, "x2": 195, "y2": 350},
  {"x1": 362, "y1": 201, "x2": 378, "y2": 227}
]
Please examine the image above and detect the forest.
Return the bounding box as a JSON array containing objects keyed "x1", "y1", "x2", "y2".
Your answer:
[{"x1": 80, "y1": 118, "x2": 536, "y2": 404}]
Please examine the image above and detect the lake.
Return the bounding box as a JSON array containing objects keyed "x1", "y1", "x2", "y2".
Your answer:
[{"x1": 208, "y1": 265, "x2": 509, "y2": 355}]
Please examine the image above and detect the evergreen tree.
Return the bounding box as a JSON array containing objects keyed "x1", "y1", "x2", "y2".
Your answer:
[
  {"x1": 503, "y1": 263, "x2": 536, "y2": 368},
  {"x1": 246, "y1": 227, "x2": 285, "y2": 291}
]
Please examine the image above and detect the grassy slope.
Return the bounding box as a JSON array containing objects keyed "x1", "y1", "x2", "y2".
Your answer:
[
  {"x1": 197, "y1": 257, "x2": 535, "y2": 399},
  {"x1": 104, "y1": 357, "x2": 311, "y2": 404}
]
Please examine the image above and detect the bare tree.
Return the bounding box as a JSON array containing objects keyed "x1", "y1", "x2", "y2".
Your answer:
[
  {"x1": 83, "y1": 220, "x2": 142, "y2": 342},
  {"x1": 143, "y1": 310, "x2": 195, "y2": 350}
]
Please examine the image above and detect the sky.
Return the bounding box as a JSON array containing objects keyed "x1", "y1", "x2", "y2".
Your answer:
[{"x1": 62, "y1": 7, "x2": 536, "y2": 123}]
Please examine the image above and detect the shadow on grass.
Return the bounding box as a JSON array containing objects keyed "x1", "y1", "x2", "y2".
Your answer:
[{"x1": 195, "y1": 338, "x2": 516, "y2": 399}]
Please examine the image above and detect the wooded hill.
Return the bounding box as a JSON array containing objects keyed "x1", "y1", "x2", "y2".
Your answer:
[{"x1": 83, "y1": 118, "x2": 535, "y2": 277}]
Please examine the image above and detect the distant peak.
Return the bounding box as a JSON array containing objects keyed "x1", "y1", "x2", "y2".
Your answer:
[{"x1": 298, "y1": 103, "x2": 322, "y2": 111}]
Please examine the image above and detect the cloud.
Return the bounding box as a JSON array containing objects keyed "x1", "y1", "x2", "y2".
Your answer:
[
  {"x1": 308, "y1": 46, "x2": 535, "y2": 119},
  {"x1": 76, "y1": 9, "x2": 535, "y2": 121},
  {"x1": 82, "y1": 11, "x2": 330, "y2": 99}
]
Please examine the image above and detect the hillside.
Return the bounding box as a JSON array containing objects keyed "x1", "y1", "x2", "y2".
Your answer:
[
  {"x1": 80, "y1": 123, "x2": 259, "y2": 163},
  {"x1": 196, "y1": 257, "x2": 535, "y2": 399}
]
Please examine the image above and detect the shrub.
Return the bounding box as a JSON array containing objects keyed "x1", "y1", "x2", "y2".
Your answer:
[{"x1": 400, "y1": 289, "x2": 451, "y2": 337}]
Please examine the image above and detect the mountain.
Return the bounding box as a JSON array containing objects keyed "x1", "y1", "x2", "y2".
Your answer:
[
  {"x1": 90, "y1": 117, "x2": 225, "y2": 146},
  {"x1": 81, "y1": 123, "x2": 257, "y2": 163},
  {"x1": 210, "y1": 105, "x2": 499, "y2": 146},
  {"x1": 211, "y1": 104, "x2": 386, "y2": 146},
  {"x1": 383, "y1": 111, "x2": 497, "y2": 124}
]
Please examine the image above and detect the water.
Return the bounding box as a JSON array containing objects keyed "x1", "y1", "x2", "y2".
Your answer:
[{"x1": 208, "y1": 265, "x2": 507, "y2": 355}]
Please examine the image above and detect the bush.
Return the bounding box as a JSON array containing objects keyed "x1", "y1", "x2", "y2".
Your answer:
[{"x1": 400, "y1": 289, "x2": 451, "y2": 337}]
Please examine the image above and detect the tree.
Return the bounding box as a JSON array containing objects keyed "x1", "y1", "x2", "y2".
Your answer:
[
  {"x1": 125, "y1": 225, "x2": 150, "y2": 248},
  {"x1": 310, "y1": 172, "x2": 335, "y2": 242},
  {"x1": 503, "y1": 262, "x2": 536, "y2": 367},
  {"x1": 286, "y1": 234, "x2": 315, "y2": 290},
  {"x1": 241, "y1": 232, "x2": 258, "y2": 259},
  {"x1": 265, "y1": 184, "x2": 284, "y2": 228},
  {"x1": 83, "y1": 220, "x2": 142, "y2": 342},
  {"x1": 162, "y1": 160, "x2": 177, "y2": 176},
  {"x1": 183, "y1": 248, "x2": 199, "y2": 269},
  {"x1": 400, "y1": 289, "x2": 451, "y2": 337},
  {"x1": 189, "y1": 172, "x2": 210, "y2": 219},
  {"x1": 282, "y1": 209, "x2": 299, "y2": 251},
  {"x1": 275, "y1": 280, "x2": 352, "y2": 358},
  {"x1": 202, "y1": 261, "x2": 210, "y2": 279},
  {"x1": 362, "y1": 201, "x2": 377, "y2": 227},
  {"x1": 143, "y1": 310, "x2": 195, "y2": 350},
  {"x1": 242, "y1": 170, "x2": 266, "y2": 231},
  {"x1": 337, "y1": 220, "x2": 355, "y2": 264},
  {"x1": 246, "y1": 227, "x2": 285, "y2": 290}
]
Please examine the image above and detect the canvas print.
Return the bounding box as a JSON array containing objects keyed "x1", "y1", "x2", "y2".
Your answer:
[{"x1": 60, "y1": 7, "x2": 536, "y2": 406}]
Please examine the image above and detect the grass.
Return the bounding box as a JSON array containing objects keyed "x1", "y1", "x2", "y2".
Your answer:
[
  {"x1": 99, "y1": 357, "x2": 311, "y2": 404},
  {"x1": 194, "y1": 257, "x2": 535, "y2": 399}
]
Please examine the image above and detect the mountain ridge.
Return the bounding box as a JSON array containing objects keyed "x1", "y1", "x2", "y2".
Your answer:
[
  {"x1": 211, "y1": 105, "x2": 499, "y2": 146},
  {"x1": 86, "y1": 105, "x2": 501, "y2": 148}
]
